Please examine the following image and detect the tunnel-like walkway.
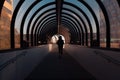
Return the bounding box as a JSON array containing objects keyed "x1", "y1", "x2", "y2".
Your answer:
[
  {"x1": 25, "y1": 45, "x2": 96, "y2": 80},
  {"x1": 0, "y1": 0, "x2": 120, "y2": 80},
  {"x1": 0, "y1": 0, "x2": 120, "y2": 49},
  {"x1": 0, "y1": 44, "x2": 120, "y2": 80}
]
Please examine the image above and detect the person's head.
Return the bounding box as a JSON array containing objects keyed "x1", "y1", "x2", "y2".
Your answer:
[{"x1": 58, "y1": 36, "x2": 62, "y2": 40}]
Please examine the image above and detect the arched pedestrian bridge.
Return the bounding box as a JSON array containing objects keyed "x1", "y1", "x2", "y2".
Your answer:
[{"x1": 0, "y1": 0, "x2": 120, "y2": 80}]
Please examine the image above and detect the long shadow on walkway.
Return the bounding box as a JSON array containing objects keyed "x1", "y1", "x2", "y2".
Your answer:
[{"x1": 25, "y1": 48, "x2": 96, "y2": 80}]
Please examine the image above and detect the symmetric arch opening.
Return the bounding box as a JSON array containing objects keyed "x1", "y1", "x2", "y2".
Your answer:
[{"x1": 0, "y1": 0, "x2": 120, "y2": 50}]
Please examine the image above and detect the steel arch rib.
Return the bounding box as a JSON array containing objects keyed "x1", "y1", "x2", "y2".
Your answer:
[
  {"x1": 33, "y1": 13, "x2": 81, "y2": 45},
  {"x1": 61, "y1": 21, "x2": 79, "y2": 43},
  {"x1": 96, "y1": 0, "x2": 110, "y2": 48},
  {"x1": 63, "y1": 1, "x2": 93, "y2": 46},
  {"x1": 0, "y1": 0, "x2": 5, "y2": 16},
  {"x1": 61, "y1": 18, "x2": 80, "y2": 41},
  {"x1": 26, "y1": 2, "x2": 56, "y2": 44},
  {"x1": 37, "y1": 18, "x2": 78, "y2": 44},
  {"x1": 31, "y1": 11, "x2": 56, "y2": 43},
  {"x1": 33, "y1": 18, "x2": 57, "y2": 46},
  {"x1": 63, "y1": 8, "x2": 88, "y2": 46},
  {"x1": 35, "y1": 14, "x2": 80, "y2": 43},
  {"x1": 37, "y1": 19, "x2": 78, "y2": 44},
  {"x1": 62, "y1": 15, "x2": 83, "y2": 45},
  {"x1": 10, "y1": 0, "x2": 25, "y2": 48},
  {"x1": 31, "y1": 17, "x2": 56, "y2": 45},
  {"x1": 35, "y1": 17, "x2": 77, "y2": 40},
  {"x1": 36, "y1": 17, "x2": 56, "y2": 35},
  {"x1": 31, "y1": 8, "x2": 56, "y2": 35},
  {"x1": 20, "y1": 1, "x2": 41, "y2": 48},
  {"x1": 62, "y1": 20, "x2": 78, "y2": 36},
  {"x1": 78, "y1": 0, "x2": 100, "y2": 46},
  {"x1": 62, "y1": 13, "x2": 84, "y2": 45},
  {"x1": 36, "y1": 21, "x2": 57, "y2": 45}
]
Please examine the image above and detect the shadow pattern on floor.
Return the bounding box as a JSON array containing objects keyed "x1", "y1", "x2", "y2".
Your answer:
[{"x1": 25, "y1": 49, "x2": 96, "y2": 80}]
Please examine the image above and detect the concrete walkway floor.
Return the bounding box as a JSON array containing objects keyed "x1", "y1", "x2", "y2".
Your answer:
[
  {"x1": 65, "y1": 44, "x2": 120, "y2": 80},
  {"x1": 25, "y1": 46, "x2": 96, "y2": 80},
  {"x1": 24, "y1": 44, "x2": 120, "y2": 80}
]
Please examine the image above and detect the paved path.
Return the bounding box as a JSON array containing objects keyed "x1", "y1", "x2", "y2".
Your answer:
[
  {"x1": 65, "y1": 45, "x2": 120, "y2": 80},
  {"x1": 25, "y1": 47, "x2": 96, "y2": 80}
]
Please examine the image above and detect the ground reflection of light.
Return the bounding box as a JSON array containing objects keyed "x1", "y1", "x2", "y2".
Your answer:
[
  {"x1": 63, "y1": 45, "x2": 65, "y2": 48},
  {"x1": 48, "y1": 44, "x2": 53, "y2": 52}
]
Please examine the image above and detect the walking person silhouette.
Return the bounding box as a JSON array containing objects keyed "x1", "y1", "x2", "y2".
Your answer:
[{"x1": 57, "y1": 36, "x2": 64, "y2": 58}]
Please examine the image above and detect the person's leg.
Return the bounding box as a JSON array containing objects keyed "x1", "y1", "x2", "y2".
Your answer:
[
  {"x1": 58, "y1": 47, "x2": 62, "y2": 59},
  {"x1": 58, "y1": 46, "x2": 60, "y2": 53},
  {"x1": 60, "y1": 46, "x2": 63, "y2": 55},
  {"x1": 61, "y1": 45, "x2": 63, "y2": 54}
]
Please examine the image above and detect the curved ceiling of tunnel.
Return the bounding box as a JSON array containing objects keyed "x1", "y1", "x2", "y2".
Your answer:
[
  {"x1": 9, "y1": 0, "x2": 111, "y2": 48},
  {"x1": 30, "y1": 1, "x2": 94, "y2": 35},
  {"x1": 38, "y1": 17, "x2": 79, "y2": 40},
  {"x1": 35, "y1": 14, "x2": 79, "y2": 41},
  {"x1": 13, "y1": 0, "x2": 100, "y2": 33},
  {"x1": 35, "y1": 13, "x2": 81, "y2": 40}
]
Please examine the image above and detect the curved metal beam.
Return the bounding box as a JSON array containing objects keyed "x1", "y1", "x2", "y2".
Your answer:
[
  {"x1": 62, "y1": 17, "x2": 79, "y2": 38},
  {"x1": 40, "y1": 18, "x2": 77, "y2": 37},
  {"x1": 28, "y1": 1, "x2": 91, "y2": 46},
  {"x1": 36, "y1": 21, "x2": 57, "y2": 45},
  {"x1": 20, "y1": 1, "x2": 41, "y2": 48},
  {"x1": 62, "y1": 16, "x2": 81, "y2": 43},
  {"x1": 0, "y1": 0, "x2": 5, "y2": 16},
  {"x1": 37, "y1": 18, "x2": 78, "y2": 44},
  {"x1": 33, "y1": 11, "x2": 81, "y2": 44},
  {"x1": 61, "y1": 23, "x2": 76, "y2": 37},
  {"x1": 63, "y1": 8, "x2": 88, "y2": 46},
  {"x1": 33, "y1": 11, "x2": 56, "y2": 38},
  {"x1": 78, "y1": 0, "x2": 100, "y2": 46},
  {"x1": 63, "y1": 1, "x2": 93, "y2": 46},
  {"x1": 38, "y1": 23, "x2": 57, "y2": 44},
  {"x1": 61, "y1": 21, "x2": 79, "y2": 44},
  {"x1": 36, "y1": 14, "x2": 78, "y2": 38},
  {"x1": 62, "y1": 19, "x2": 79, "y2": 41},
  {"x1": 35, "y1": 16, "x2": 77, "y2": 41},
  {"x1": 32, "y1": 8, "x2": 85, "y2": 43},
  {"x1": 96, "y1": 1, "x2": 110, "y2": 48},
  {"x1": 62, "y1": 12, "x2": 84, "y2": 45},
  {"x1": 38, "y1": 19, "x2": 78, "y2": 45},
  {"x1": 26, "y1": 2, "x2": 56, "y2": 44},
  {"x1": 31, "y1": 13, "x2": 56, "y2": 46},
  {"x1": 41, "y1": 22, "x2": 57, "y2": 35},
  {"x1": 36, "y1": 17, "x2": 56, "y2": 40},
  {"x1": 32, "y1": 17, "x2": 56, "y2": 46},
  {"x1": 31, "y1": 9, "x2": 56, "y2": 35},
  {"x1": 10, "y1": 0, "x2": 25, "y2": 48},
  {"x1": 39, "y1": 22, "x2": 57, "y2": 36},
  {"x1": 61, "y1": 20, "x2": 77, "y2": 36},
  {"x1": 0, "y1": 0, "x2": 116, "y2": 48},
  {"x1": 36, "y1": 18, "x2": 56, "y2": 37},
  {"x1": 33, "y1": 13, "x2": 81, "y2": 45}
]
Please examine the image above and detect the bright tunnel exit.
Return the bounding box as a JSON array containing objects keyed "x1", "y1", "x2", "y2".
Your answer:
[
  {"x1": 51, "y1": 34, "x2": 65, "y2": 44},
  {"x1": 49, "y1": 34, "x2": 65, "y2": 52}
]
